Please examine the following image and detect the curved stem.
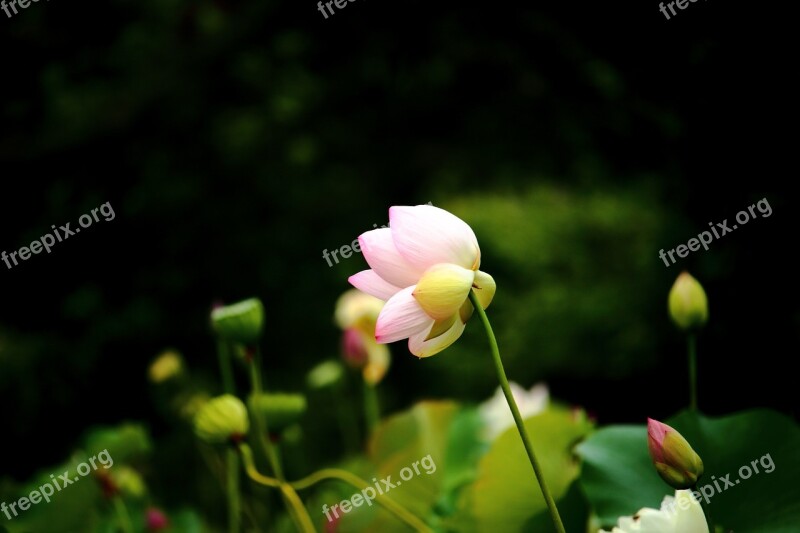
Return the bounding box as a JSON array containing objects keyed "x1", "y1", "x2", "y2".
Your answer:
[
  {"x1": 239, "y1": 444, "x2": 315, "y2": 532},
  {"x1": 111, "y1": 495, "x2": 134, "y2": 533},
  {"x1": 468, "y1": 290, "x2": 566, "y2": 533},
  {"x1": 363, "y1": 378, "x2": 380, "y2": 435},
  {"x1": 688, "y1": 334, "x2": 698, "y2": 411},
  {"x1": 247, "y1": 352, "x2": 316, "y2": 533},
  {"x1": 290, "y1": 468, "x2": 434, "y2": 533}
]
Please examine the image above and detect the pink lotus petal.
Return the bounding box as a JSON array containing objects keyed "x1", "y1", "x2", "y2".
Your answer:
[
  {"x1": 375, "y1": 286, "x2": 434, "y2": 344},
  {"x1": 390, "y1": 205, "x2": 481, "y2": 272},
  {"x1": 348, "y1": 270, "x2": 403, "y2": 301},
  {"x1": 359, "y1": 228, "x2": 423, "y2": 288},
  {"x1": 407, "y1": 317, "x2": 466, "y2": 357}
]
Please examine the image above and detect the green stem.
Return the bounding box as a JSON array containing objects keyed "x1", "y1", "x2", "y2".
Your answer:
[
  {"x1": 248, "y1": 348, "x2": 284, "y2": 479},
  {"x1": 226, "y1": 449, "x2": 242, "y2": 533},
  {"x1": 333, "y1": 384, "x2": 360, "y2": 453},
  {"x1": 688, "y1": 334, "x2": 698, "y2": 411},
  {"x1": 248, "y1": 350, "x2": 316, "y2": 533},
  {"x1": 290, "y1": 468, "x2": 434, "y2": 533},
  {"x1": 111, "y1": 496, "x2": 134, "y2": 533},
  {"x1": 217, "y1": 339, "x2": 235, "y2": 394},
  {"x1": 363, "y1": 378, "x2": 380, "y2": 436},
  {"x1": 239, "y1": 444, "x2": 315, "y2": 533},
  {"x1": 216, "y1": 339, "x2": 241, "y2": 533},
  {"x1": 468, "y1": 290, "x2": 566, "y2": 533}
]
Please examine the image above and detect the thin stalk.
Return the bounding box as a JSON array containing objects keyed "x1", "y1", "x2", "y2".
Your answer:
[
  {"x1": 239, "y1": 444, "x2": 315, "y2": 533},
  {"x1": 248, "y1": 349, "x2": 315, "y2": 533},
  {"x1": 363, "y1": 378, "x2": 380, "y2": 435},
  {"x1": 217, "y1": 339, "x2": 235, "y2": 395},
  {"x1": 216, "y1": 339, "x2": 241, "y2": 533},
  {"x1": 290, "y1": 468, "x2": 434, "y2": 533},
  {"x1": 688, "y1": 333, "x2": 698, "y2": 411},
  {"x1": 333, "y1": 384, "x2": 360, "y2": 453},
  {"x1": 468, "y1": 290, "x2": 566, "y2": 533},
  {"x1": 111, "y1": 495, "x2": 134, "y2": 533},
  {"x1": 225, "y1": 448, "x2": 242, "y2": 533}
]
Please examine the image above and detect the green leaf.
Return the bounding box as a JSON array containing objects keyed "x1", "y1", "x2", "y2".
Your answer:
[
  {"x1": 671, "y1": 409, "x2": 800, "y2": 533},
  {"x1": 329, "y1": 401, "x2": 487, "y2": 532},
  {"x1": 575, "y1": 424, "x2": 668, "y2": 525},
  {"x1": 83, "y1": 423, "x2": 151, "y2": 463},
  {"x1": 454, "y1": 406, "x2": 594, "y2": 532},
  {"x1": 576, "y1": 409, "x2": 800, "y2": 532}
]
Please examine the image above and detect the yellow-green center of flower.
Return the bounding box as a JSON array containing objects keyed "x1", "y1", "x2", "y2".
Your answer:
[{"x1": 413, "y1": 264, "x2": 476, "y2": 321}]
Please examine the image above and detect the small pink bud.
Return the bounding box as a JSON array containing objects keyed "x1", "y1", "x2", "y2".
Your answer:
[
  {"x1": 647, "y1": 418, "x2": 704, "y2": 489},
  {"x1": 341, "y1": 327, "x2": 369, "y2": 368},
  {"x1": 146, "y1": 507, "x2": 170, "y2": 531}
]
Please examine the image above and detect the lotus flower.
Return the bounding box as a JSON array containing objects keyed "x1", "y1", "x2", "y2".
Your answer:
[
  {"x1": 335, "y1": 289, "x2": 390, "y2": 384},
  {"x1": 601, "y1": 490, "x2": 708, "y2": 532},
  {"x1": 348, "y1": 205, "x2": 495, "y2": 357},
  {"x1": 479, "y1": 382, "x2": 549, "y2": 441}
]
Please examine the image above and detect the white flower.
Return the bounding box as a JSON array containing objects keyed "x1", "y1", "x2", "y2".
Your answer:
[
  {"x1": 602, "y1": 490, "x2": 709, "y2": 533},
  {"x1": 479, "y1": 382, "x2": 549, "y2": 441}
]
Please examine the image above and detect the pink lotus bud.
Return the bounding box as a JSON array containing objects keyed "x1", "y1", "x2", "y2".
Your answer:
[
  {"x1": 341, "y1": 327, "x2": 369, "y2": 368},
  {"x1": 146, "y1": 507, "x2": 169, "y2": 531},
  {"x1": 647, "y1": 418, "x2": 704, "y2": 489}
]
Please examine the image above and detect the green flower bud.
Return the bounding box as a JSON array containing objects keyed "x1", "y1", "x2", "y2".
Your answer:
[
  {"x1": 249, "y1": 392, "x2": 307, "y2": 433},
  {"x1": 110, "y1": 466, "x2": 147, "y2": 498},
  {"x1": 306, "y1": 360, "x2": 344, "y2": 390},
  {"x1": 647, "y1": 418, "x2": 704, "y2": 489},
  {"x1": 194, "y1": 394, "x2": 249, "y2": 444},
  {"x1": 668, "y1": 272, "x2": 708, "y2": 331},
  {"x1": 148, "y1": 350, "x2": 183, "y2": 383},
  {"x1": 211, "y1": 298, "x2": 264, "y2": 345}
]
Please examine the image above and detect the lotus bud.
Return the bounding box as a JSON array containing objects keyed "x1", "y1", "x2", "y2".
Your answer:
[
  {"x1": 647, "y1": 418, "x2": 704, "y2": 489},
  {"x1": 249, "y1": 392, "x2": 307, "y2": 433},
  {"x1": 668, "y1": 272, "x2": 708, "y2": 331},
  {"x1": 211, "y1": 298, "x2": 265, "y2": 345},
  {"x1": 194, "y1": 394, "x2": 249, "y2": 444}
]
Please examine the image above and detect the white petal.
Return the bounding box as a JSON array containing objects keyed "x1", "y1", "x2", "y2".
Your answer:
[
  {"x1": 348, "y1": 270, "x2": 403, "y2": 301},
  {"x1": 375, "y1": 287, "x2": 433, "y2": 344},
  {"x1": 672, "y1": 490, "x2": 708, "y2": 532},
  {"x1": 389, "y1": 205, "x2": 481, "y2": 271},
  {"x1": 407, "y1": 317, "x2": 466, "y2": 358},
  {"x1": 358, "y1": 228, "x2": 423, "y2": 288}
]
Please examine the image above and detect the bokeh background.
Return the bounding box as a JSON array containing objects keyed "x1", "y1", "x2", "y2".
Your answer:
[{"x1": 1, "y1": 0, "x2": 796, "y2": 529}]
